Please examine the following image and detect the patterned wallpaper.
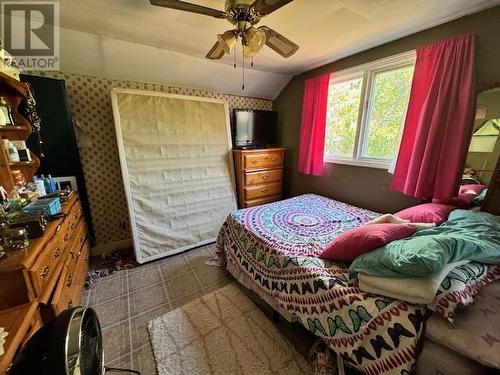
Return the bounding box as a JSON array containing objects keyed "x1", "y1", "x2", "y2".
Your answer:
[{"x1": 27, "y1": 71, "x2": 273, "y2": 248}]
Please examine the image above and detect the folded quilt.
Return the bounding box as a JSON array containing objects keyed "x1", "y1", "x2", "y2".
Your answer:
[
  {"x1": 358, "y1": 261, "x2": 469, "y2": 304},
  {"x1": 350, "y1": 209, "x2": 500, "y2": 278}
]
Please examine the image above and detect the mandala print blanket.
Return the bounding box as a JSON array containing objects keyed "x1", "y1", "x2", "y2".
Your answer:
[{"x1": 217, "y1": 195, "x2": 427, "y2": 375}]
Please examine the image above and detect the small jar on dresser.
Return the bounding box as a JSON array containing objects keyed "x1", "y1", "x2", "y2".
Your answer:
[{"x1": 233, "y1": 147, "x2": 286, "y2": 208}]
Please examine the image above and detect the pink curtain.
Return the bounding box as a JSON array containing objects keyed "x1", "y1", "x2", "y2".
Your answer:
[
  {"x1": 298, "y1": 74, "x2": 330, "y2": 176},
  {"x1": 391, "y1": 34, "x2": 476, "y2": 200}
]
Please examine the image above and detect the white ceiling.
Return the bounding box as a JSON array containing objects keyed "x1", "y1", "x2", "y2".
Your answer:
[{"x1": 59, "y1": 0, "x2": 500, "y2": 75}]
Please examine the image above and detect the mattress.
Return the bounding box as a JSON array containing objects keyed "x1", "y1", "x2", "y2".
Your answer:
[
  {"x1": 425, "y1": 280, "x2": 500, "y2": 369},
  {"x1": 217, "y1": 194, "x2": 428, "y2": 375},
  {"x1": 416, "y1": 339, "x2": 489, "y2": 375}
]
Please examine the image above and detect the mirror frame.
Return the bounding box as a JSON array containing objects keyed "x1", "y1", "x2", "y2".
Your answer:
[{"x1": 476, "y1": 81, "x2": 500, "y2": 214}]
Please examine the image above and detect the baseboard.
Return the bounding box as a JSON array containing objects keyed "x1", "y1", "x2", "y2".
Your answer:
[{"x1": 91, "y1": 239, "x2": 133, "y2": 256}]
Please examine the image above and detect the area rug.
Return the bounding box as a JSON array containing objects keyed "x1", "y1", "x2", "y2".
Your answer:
[{"x1": 148, "y1": 283, "x2": 312, "y2": 375}]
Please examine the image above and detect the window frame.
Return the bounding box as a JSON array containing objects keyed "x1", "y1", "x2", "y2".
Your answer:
[{"x1": 324, "y1": 51, "x2": 416, "y2": 169}]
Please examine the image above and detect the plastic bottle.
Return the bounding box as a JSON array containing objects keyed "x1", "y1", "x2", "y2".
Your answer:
[
  {"x1": 48, "y1": 175, "x2": 57, "y2": 193},
  {"x1": 42, "y1": 174, "x2": 51, "y2": 194},
  {"x1": 33, "y1": 175, "x2": 46, "y2": 197}
]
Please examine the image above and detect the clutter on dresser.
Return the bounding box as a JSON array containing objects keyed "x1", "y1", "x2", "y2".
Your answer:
[
  {"x1": 10, "y1": 140, "x2": 32, "y2": 162},
  {"x1": 22, "y1": 196, "x2": 61, "y2": 216},
  {"x1": 10, "y1": 169, "x2": 26, "y2": 187},
  {"x1": 8, "y1": 213, "x2": 47, "y2": 239},
  {"x1": 0, "y1": 96, "x2": 15, "y2": 126},
  {"x1": 1, "y1": 227, "x2": 29, "y2": 251}
]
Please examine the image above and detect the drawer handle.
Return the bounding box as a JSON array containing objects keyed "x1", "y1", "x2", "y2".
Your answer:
[
  {"x1": 251, "y1": 159, "x2": 258, "y2": 164},
  {"x1": 64, "y1": 233, "x2": 69, "y2": 242},
  {"x1": 70, "y1": 223, "x2": 75, "y2": 230},
  {"x1": 52, "y1": 248, "x2": 61, "y2": 259},
  {"x1": 65, "y1": 275, "x2": 73, "y2": 287},
  {"x1": 79, "y1": 235, "x2": 85, "y2": 243},
  {"x1": 272, "y1": 158, "x2": 278, "y2": 163},
  {"x1": 40, "y1": 266, "x2": 50, "y2": 278},
  {"x1": 262, "y1": 174, "x2": 270, "y2": 180},
  {"x1": 261, "y1": 188, "x2": 269, "y2": 194},
  {"x1": 55, "y1": 224, "x2": 62, "y2": 234},
  {"x1": 70, "y1": 250, "x2": 78, "y2": 259}
]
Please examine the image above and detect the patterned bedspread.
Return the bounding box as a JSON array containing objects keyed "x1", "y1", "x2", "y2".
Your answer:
[{"x1": 217, "y1": 194, "x2": 427, "y2": 375}]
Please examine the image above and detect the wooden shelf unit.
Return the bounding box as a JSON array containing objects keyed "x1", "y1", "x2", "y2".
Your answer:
[{"x1": 0, "y1": 71, "x2": 37, "y2": 192}]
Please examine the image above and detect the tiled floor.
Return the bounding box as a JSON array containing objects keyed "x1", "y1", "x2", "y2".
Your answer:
[
  {"x1": 83, "y1": 243, "x2": 315, "y2": 374},
  {"x1": 82, "y1": 243, "x2": 229, "y2": 374}
]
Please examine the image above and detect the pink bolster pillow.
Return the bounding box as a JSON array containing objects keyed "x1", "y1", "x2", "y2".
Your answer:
[
  {"x1": 432, "y1": 185, "x2": 486, "y2": 208},
  {"x1": 395, "y1": 203, "x2": 456, "y2": 225},
  {"x1": 460, "y1": 184, "x2": 486, "y2": 195},
  {"x1": 319, "y1": 223, "x2": 416, "y2": 262}
]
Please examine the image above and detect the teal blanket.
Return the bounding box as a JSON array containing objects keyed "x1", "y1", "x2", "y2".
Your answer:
[{"x1": 350, "y1": 209, "x2": 500, "y2": 277}]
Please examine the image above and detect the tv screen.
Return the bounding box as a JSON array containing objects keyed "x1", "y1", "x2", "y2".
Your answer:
[{"x1": 232, "y1": 110, "x2": 278, "y2": 148}]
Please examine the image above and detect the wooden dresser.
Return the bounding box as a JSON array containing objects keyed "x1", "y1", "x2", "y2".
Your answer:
[
  {"x1": 0, "y1": 193, "x2": 89, "y2": 373},
  {"x1": 233, "y1": 147, "x2": 286, "y2": 208}
]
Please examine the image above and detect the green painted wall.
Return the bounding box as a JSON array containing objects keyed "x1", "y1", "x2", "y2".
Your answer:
[{"x1": 274, "y1": 6, "x2": 500, "y2": 213}]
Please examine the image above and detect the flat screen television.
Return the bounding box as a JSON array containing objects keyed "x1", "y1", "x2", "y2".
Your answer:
[{"x1": 232, "y1": 109, "x2": 278, "y2": 148}]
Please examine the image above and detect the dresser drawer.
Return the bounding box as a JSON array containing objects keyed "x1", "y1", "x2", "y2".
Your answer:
[
  {"x1": 74, "y1": 240, "x2": 90, "y2": 288},
  {"x1": 243, "y1": 152, "x2": 283, "y2": 170},
  {"x1": 244, "y1": 182, "x2": 282, "y2": 201},
  {"x1": 52, "y1": 239, "x2": 89, "y2": 315},
  {"x1": 60, "y1": 199, "x2": 83, "y2": 250},
  {"x1": 245, "y1": 195, "x2": 281, "y2": 208},
  {"x1": 29, "y1": 229, "x2": 64, "y2": 296},
  {"x1": 68, "y1": 218, "x2": 87, "y2": 259},
  {"x1": 245, "y1": 169, "x2": 282, "y2": 186},
  {"x1": 70, "y1": 199, "x2": 83, "y2": 226},
  {"x1": 66, "y1": 219, "x2": 86, "y2": 276},
  {"x1": 51, "y1": 263, "x2": 79, "y2": 314}
]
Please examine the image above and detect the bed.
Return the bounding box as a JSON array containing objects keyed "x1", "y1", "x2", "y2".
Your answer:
[{"x1": 217, "y1": 194, "x2": 428, "y2": 375}]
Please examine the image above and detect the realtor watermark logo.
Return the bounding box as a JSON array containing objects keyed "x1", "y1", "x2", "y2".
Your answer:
[{"x1": 1, "y1": 1, "x2": 60, "y2": 70}]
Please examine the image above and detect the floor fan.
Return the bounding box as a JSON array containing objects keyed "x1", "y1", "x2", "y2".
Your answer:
[{"x1": 10, "y1": 307, "x2": 140, "y2": 375}]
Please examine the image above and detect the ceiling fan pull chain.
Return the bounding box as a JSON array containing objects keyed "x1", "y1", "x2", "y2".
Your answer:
[
  {"x1": 242, "y1": 43, "x2": 245, "y2": 90},
  {"x1": 233, "y1": 43, "x2": 237, "y2": 68}
]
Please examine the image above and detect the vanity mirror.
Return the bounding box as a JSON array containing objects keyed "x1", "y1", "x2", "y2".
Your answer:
[
  {"x1": 468, "y1": 83, "x2": 500, "y2": 214},
  {"x1": 466, "y1": 87, "x2": 500, "y2": 186}
]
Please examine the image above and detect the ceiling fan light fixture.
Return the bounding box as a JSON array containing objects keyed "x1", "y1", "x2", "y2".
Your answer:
[
  {"x1": 217, "y1": 30, "x2": 237, "y2": 53},
  {"x1": 245, "y1": 27, "x2": 266, "y2": 54}
]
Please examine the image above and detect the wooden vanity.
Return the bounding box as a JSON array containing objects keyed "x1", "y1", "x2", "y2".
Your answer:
[{"x1": 0, "y1": 193, "x2": 89, "y2": 373}]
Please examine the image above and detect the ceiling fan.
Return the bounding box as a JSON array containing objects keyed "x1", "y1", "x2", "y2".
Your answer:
[{"x1": 149, "y1": 0, "x2": 299, "y2": 60}]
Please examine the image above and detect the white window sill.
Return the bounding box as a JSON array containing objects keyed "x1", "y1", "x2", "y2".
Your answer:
[{"x1": 324, "y1": 157, "x2": 391, "y2": 170}]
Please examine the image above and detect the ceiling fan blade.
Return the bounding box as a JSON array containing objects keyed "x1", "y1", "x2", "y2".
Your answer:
[
  {"x1": 258, "y1": 26, "x2": 298, "y2": 58},
  {"x1": 252, "y1": 0, "x2": 293, "y2": 15},
  {"x1": 206, "y1": 41, "x2": 226, "y2": 60},
  {"x1": 149, "y1": 0, "x2": 227, "y2": 19}
]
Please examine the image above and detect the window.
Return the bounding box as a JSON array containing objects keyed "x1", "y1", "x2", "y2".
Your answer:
[{"x1": 324, "y1": 52, "x2": 415, "y2": 168}]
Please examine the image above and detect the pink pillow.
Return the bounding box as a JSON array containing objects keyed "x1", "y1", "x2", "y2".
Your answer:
[
  {"x1": 460, "y1": 184, "x2": 486, "y2": 195},
  {"x1": 395, "y1": 203, "x2": 456, "y2": 224},
  {"x1": 432, "y1": 194, "x2": 474, "y2": 208},
  {"x1": 319, "y1": 224, "x2": 416, "y2": 262}
]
